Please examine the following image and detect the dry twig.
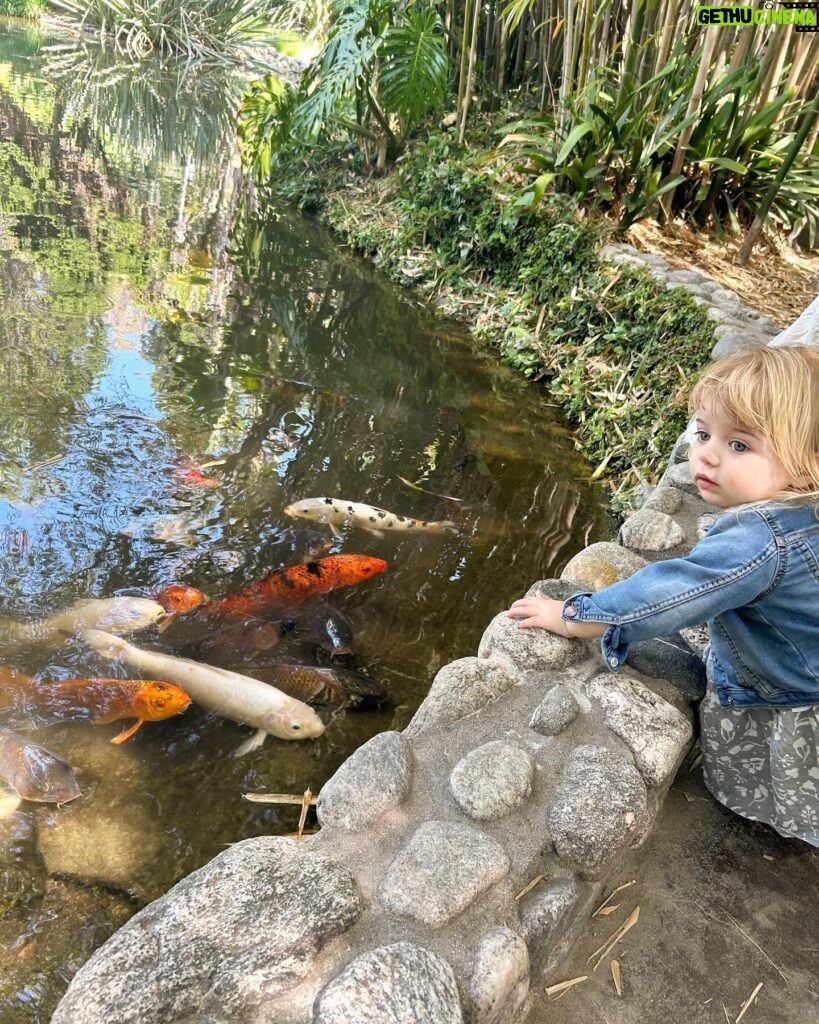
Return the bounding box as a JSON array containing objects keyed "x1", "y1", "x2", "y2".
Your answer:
[
  {"x1": 588, "y1": 906, "x2": 640, "y2": 970},
  {"x1": 721, "y1": 910, "x2": 788, "y2": 984},
  {"x1": 545, "y1": 976, "x2": 588, "y2": 999},
  {"x1": 735, "y1": 982, "x2": 763, "y2": 1023},
  {"x1": 243, "y1": 792, "x2": 317, "y2": 805},
  {"x1": 593, "y1": 880, "x2": 636, "y2": 917},
  {"x1": 515, "y1": 874, "x2": 545, "y2": 901}
]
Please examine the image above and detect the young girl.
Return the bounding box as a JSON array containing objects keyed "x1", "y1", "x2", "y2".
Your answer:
[{"x1": 508, "y1": 344, "x2": 819, "y2": 846}]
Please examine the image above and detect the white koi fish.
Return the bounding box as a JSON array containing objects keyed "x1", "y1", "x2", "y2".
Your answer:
[
  {"x1": 2, "y1": 597, "x2": 166, "y2": 647},
  {"x1": 82, "y1": 630, "x2": 325, "y2": 755},
  {"x1": 283, "y1": 497, "x2": 457, "y2": 539}
]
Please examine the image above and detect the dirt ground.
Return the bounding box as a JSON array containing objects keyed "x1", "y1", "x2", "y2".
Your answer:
[
  {"x1": 528, "y1": 761, "x2": 819, "y2": 1024},
  {"x1": 625, "y1": 221, "x2": 819, "y2": 329}
]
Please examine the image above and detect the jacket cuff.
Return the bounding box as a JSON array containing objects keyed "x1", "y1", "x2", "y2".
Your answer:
[{"x1": 562, "y1": 593, "x2": 626, "y2": 671}]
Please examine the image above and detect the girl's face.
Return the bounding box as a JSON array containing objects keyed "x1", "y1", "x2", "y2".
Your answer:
[{"x1": 690, "y1": 403, "x2": 791, "y2": 508}]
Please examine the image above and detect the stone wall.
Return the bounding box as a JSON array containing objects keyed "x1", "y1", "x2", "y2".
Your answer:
[{"x1": 52, "y1": 267, "x2": 818, "y2": 1024}]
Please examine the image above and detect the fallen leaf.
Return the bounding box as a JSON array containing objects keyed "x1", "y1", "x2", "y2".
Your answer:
[
  {"x1": 611, "y1": 959, "x2": 622, "y2": 996},
  {"x1": 588, "y1": 906, "x2": 640, "y2": 970}
]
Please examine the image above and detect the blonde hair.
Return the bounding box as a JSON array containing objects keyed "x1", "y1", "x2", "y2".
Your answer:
[{"x1": 689, "y1": 344, "x2": 819, "y2": 498}]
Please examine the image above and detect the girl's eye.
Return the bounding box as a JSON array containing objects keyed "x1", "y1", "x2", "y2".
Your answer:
[
  {"x1": 730, "y1": 440, "x2": 748, "y2": 453},
  {"x1": 694, "y1": 430, "x2": 709, "y2": 442}
]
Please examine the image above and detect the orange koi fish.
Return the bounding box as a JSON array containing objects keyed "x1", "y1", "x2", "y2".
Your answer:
[
  {"x1": 157, "y1": 554, "x2": 388, "y2": 625},
  {"x1": 171, "y1": 466, "x2": 220, "y2": 487},
  {"x1": 0, "y1": 673, "x2": 191, "y2": 744}
]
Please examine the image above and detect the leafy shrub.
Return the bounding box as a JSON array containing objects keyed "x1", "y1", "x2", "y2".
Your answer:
[
  {"x1": 0, "y1": 0, "x2": 44, "y2": 15},
  {"x1": 393, "y1": 135, "x2": 498, "y2": 265},
  {"x1": 500, "y1": 263, "x2": 715, "y2": 504},
  {"x1": 501, "y1": 55, "x2": 819, "y2": 240}
]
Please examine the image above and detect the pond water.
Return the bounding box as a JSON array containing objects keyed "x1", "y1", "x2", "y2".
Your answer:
[{"x1": 0, "y1": 20, "x2": 606, "y2": 1021}]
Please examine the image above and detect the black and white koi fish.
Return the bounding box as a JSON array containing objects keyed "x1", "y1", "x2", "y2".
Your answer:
[{"x1": 283, "y1": 498, "x2": 457, "y2": 539}]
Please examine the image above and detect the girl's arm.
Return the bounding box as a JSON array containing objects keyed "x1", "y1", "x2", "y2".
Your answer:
[
  {"x1": 505, "y1": 507, "x2": 780, "y2": 669},
  {"x1": 507, "y1": 597, "x2": 606, "y2": 638}
]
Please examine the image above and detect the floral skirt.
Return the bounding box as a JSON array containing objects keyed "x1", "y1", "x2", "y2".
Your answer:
[{"x1": 699, "y1": 683, "x2": 819, "y2": 847}]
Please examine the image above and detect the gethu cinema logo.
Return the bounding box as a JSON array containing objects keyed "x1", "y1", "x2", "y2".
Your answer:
[{"x1": 696, "y1": 2, "x2": 818, "y2": 29}]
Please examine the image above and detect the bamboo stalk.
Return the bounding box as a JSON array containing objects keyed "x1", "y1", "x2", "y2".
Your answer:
[
  {"x1": 456, "y1": 0, "x2": 472, "y2": 117},
  {"x1": 558, "y1": 0, "x2": 574, "y2": 128},
  {"x1": 458, "y1": 0, "x2": 482, "y2": 144},
  {"x1": 661, "y1": 24, "x2": 720, "y2": 217}
]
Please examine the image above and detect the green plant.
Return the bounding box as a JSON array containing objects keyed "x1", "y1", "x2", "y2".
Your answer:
[
  {"x1": 286, "y1": 0, "x2": 447, "y2": 160},
  {"x1": 392, "y1": 135, "x2": 498, "y2": 265},
  {"x1": 501, "y1": 51, "x2": 819, "y2": 238},
  {"x1": 48, "y1": 0, "x2": 281, "y2": 61},
  {"x1": 0, "y1": 0, "x2": 45, "y2": 16},
  {"x1": 499, "y1": 263, "x2": 715, "y2": 502}
]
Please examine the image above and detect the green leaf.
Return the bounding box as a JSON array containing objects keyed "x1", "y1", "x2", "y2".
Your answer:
[
  {"x1": 706, "y1": 157, "x2": 748, "y2": 174},
  {"x1": 379, "y1": 4, "x2": 447, "y2": 125},
  {"x1": 556, "y1": 122, "x2": 595, "y2": 166}
]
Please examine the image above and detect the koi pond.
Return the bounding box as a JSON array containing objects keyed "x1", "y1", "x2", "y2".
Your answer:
[{"x1": 0, "y1": 20, "x2": 606, "y2": 1020}]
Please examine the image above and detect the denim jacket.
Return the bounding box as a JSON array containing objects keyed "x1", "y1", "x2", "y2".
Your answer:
[{"x1": 563, "y1": 500, "x2": 819, "y2": 709}]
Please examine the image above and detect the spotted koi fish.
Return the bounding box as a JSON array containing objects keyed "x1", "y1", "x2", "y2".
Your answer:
[
  {"x1": 283, "y1": 498, "x2": 457, "y2": 539},
  {"x1": 0, "y1": 671, "x2": 192, "y2": 744},
  {"x1": 156, "y1": 554, "x2": 388, "y2": 625}
]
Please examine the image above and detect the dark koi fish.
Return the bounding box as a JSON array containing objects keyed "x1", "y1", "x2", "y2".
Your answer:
[
  {"x1": 0, "y1": 673, "x2": 191, "y2": 744},
  {"x1": 293, "y1": 603, "x2": 354, "y2": 657},
  {"x1": 157, "y1": 554, "x2": 387, "y2": 626},
  {"x1": 0, "y1": 726, "x2": 81, "y2": 804},
  {"x1": 252, "y1": 664, "x2": 387, "y2": 708},
  {"x1": 193, "y1": 619, "x2": 282, "y2": 661}
]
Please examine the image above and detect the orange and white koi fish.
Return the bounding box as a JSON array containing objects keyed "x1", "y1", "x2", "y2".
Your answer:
[
  {"x1": 283, "y1": 497, "x2": 457, "y2": 539},
  {"x1": 171, "y1": 466, "x2": 220, "y2": 487}
]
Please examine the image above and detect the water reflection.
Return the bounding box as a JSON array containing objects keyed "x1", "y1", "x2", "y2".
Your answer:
[{"x1": 0, "y1": 22, "x2": 606, "y2": 1022}]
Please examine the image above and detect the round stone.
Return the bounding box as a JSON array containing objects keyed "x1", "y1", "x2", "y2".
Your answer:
[
  {"x1": 378, "y1": 821, "x2": 510, "y2": 926},
  {"x1": 313, "y1": 942, "x2": 462, "y2": 1024},
  {"x1": 618, "y1": 507, "x2": 686, "y2": 551},
  {"x1": 529, "y1": 685, "x2": 579, "y2": 736},
  {"x1": 317, "y1": 731, "x2": 413, "y2": 831},
  {"x1": 561, "y1": 542, "x2": 649, "y2": 592},
  {"x1": 463, "y1": 927, "x2": 529, "y2": 1024},
  {"x1": 449, "y1": 741, "x2": 535, "y2": 820}
]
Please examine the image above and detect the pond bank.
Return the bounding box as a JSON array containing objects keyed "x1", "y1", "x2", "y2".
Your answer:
[{"x1": 302, "y1": 164, "x2": 786, "y2": 513}]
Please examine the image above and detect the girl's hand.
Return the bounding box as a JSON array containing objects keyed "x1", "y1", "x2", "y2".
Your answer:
[
  {"x1": 506, "y1": 597, "x2": 569, "y2": 635},
  {"x1": 506, "y1": 597, "x2": 608, "y2": 639}
]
